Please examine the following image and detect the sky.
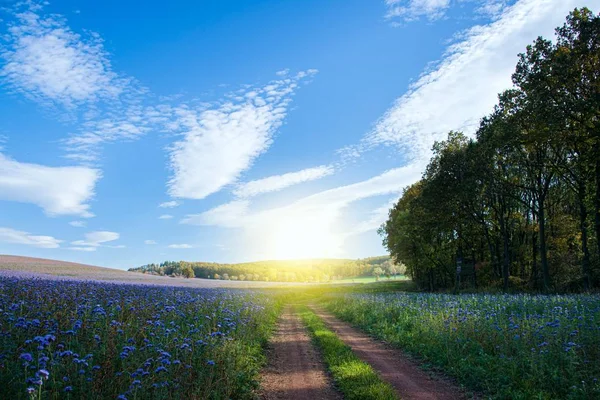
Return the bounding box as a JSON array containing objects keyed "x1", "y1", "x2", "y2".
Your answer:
[{"x1": 0, "y1": 0, "x2": 597, "y2": 270}]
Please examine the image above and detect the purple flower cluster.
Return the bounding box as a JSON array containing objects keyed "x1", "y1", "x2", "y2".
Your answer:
[{"x1": 0, "y1": 275, "x2": 277, "y2": 399}]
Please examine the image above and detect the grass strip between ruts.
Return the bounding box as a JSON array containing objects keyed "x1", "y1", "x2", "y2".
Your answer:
[{"x1": 298, "y1": 305, "x2": 399, "y2": 400}]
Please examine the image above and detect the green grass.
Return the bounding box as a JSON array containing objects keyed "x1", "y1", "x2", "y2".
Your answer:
[
  {"x1": 333, "y1": 276, "x2": 409, "y2": 284},
  {"x1": 297, "y1": 306, "x2": 398, "y2": 400},
  {"x1": 328, "y1": 292, "x2": 600, "y2": 399}
]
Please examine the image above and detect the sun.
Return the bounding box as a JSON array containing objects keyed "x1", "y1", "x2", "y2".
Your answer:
[{"x1": 266, "y1": 213, "x2": 341, "y2": 260}]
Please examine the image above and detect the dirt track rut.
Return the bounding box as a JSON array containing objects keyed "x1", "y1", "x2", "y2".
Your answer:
[
  {"x1": 312, "y1": 306, "x2": 466, "y2": 400},
  {"x1": 260, "y1": 307, "x2": 341, "y2": 400}
]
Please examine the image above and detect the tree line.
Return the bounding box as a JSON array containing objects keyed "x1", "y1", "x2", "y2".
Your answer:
[
  {"x1": 379, "y1": 8, "x2": 600, "y2": 292},
  {"x1": 128, "y1": 256, "x2": 404, "y2": 282}
]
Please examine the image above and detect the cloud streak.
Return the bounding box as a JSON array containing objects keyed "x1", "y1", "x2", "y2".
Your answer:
[
  {"x1": 0, "y1": 227, "x2": 62, "y2": 248},
  {"x1": 0, "y1": 154, "x2": 101, "y2": 217},
  {"x1": 182, "y1": 164, "x2": 422, "y2": 259},
  {"x1": 0, "y1": 8, "x2": 128, "y2": 108},
  {"x1": 70, "y1": 230, "x2": 120, "y2": 251},
  {"x1": 371, "y1": 0, "x2": 586, "y2": 161},
  {"x1": 234, "y1": 165, "x2": 334, "y2": 198},
  {"x1": 167, "y1": 70, "x2": 318, "y2": 200},
  {"x1": 168, "y1": 243, "x2": 193, "y2": 249}
]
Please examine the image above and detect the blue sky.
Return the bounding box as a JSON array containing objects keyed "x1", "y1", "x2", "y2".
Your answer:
[{"x1": 0, "y1": 0, "x2": 595, "y2": 269}]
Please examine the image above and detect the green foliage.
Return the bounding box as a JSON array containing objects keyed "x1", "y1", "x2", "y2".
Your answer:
[
  {"x1": 298, "y1": 306, "x2": 398, "y2": 400},
  {"x1": 129, "y1": 257, "x2": 401, "y2": 283},
  {"x1": 328, "y1": 292, "x2": 600, "y2": 399},
  {"x1": 379, "y1": 8, "x2": 600, "y2": 292}
]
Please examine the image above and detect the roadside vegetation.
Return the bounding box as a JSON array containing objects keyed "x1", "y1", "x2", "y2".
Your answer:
[
  {"x1": 298, "y1": 306, "x2": 398, "y2": 400},
  {"x1": 327, "y1": 292, "x2": 600, "y2": 399}
]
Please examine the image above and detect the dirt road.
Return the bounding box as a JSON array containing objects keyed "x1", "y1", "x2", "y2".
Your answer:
[
  {"x1": 260, "y1": 307, "x2": 341, "y2": 400},
  {"x1": 312, "y1": 307, "x2": 466, "y2": 400}
]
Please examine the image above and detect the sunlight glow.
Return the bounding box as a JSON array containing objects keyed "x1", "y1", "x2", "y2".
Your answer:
[{"x1": 265, "y1": 213, "x2": 342, "y2": 260}]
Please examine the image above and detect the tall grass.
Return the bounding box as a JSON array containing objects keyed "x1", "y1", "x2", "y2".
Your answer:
[{"x1": 328, "y1": 292, "x2": 600, "y2": 399}]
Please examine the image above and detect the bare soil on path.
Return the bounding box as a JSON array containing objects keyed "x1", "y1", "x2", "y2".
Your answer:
[
  {"x1": 311, "y1": 306, "x2": 468, "y2": 400},
  {"x1": 260, "y1": 306, "x2": 341, "y2": 400}
]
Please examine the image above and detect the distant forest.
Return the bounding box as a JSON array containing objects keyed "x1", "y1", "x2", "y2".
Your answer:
[
  {"x1": 380, "y1": 9, "x2": 600, "y2": 292},
  {"x1": 128, "y1": 256, "x2": 405, "y2": 282}
]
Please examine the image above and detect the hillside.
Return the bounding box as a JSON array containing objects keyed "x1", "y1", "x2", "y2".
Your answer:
[
  {"x1": 129, "y1": 255, "x2": 401, "y2": 282},
  {"x1": 0, "y1": 255, "x2": 304, "y2": 288}
]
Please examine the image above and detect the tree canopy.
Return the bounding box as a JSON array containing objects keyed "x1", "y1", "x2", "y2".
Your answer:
[{"x1": 379, "y1": 8, "x2": 600, "y2": 292}]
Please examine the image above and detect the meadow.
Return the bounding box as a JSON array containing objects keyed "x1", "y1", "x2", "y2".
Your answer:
[
  {"x1": 0, "y1": 275, "x2": 279, "y2": 399},
  {"x1": 2, "y1": 268, "x2": 600, "y2": 399},
  {"x1": 327, "y1": 292, "x2": 600, "y2": 399}
]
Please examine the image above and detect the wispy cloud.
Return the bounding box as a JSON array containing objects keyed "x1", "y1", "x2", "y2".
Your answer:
[
  {"x1": 69, "y1": 220, "x2": 86, "y2": 228},
  {"x1": 234, "y1": 165, "x2": 335, "y2": 198},
  {"x1": 384, "y1": 0, "x2": 511, "y2": 24},
  {"x1": 0, "y1": 7, "x2": 128, "y2": 108},
  {"x1": 158, "y1": 200, "x2": 180, "y2": 208},
  {"x1": 182, "y1": 200, "x2": 249, "y2": 227},
  {"x1": 63, "y1": 105, "x2": 163, "y2": 162},
  {"x1": 0, "y1": 227, "x2": 62, "y2": 248},
  {"x1": 385, "y1": 0, "x2": 451, "y2": 22},
  {"x1": 0, "y1": 154, "x2": 100, "y2": 217},
  {"x1": 158, "y1": 214, "x2": 173, "y2": 220},
  {"x1": 0, "y1": 3, "x2": 158, "y2": 163},
  {"x1": 72, "y1": 231, "x2": 119, "y2": 246},
  {"x1": 371, "y1": 0, "x2": 579, "y2": 161},
  {"x1": 144, "y1": 240, "x2": 157, "y2": 245},
  {"x1": 167, "y1": 70, "x2": 318, "y2": 200},
  {"x1": 343, "y1": 198, "x2": 397, "y2": 238},
  {"x1": 168, "y1": 243, "x2": 193, "y2": 249},
  {"x1": 182, "y1": 164, "x2": 422, "y2": 259},
  {"x1": 67, "y1": 246, "x2": 96, "y2": 252},
  {"x1": 70, "y1": 230, "x2": 120, "y2": 251}
]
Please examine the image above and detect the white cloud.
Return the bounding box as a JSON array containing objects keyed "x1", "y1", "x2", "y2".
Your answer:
[
  {"x1": 144, "y1": 240, "x2": 157, "y2": 245},
  {"x1": 71, "y1": 231, "x2": 119, "y2": 248},
  {"x1": 182, "y1": 164, "x2": 422, "y2": 259},
  {"x1": 168, "y1": 243, "x2": 193, "y2": 249},
  {"x1": 0, "y1": 227, "x2": 62, "y2": 248},
  {"x1": 384, "y1": 1, "x2": 511, "y2": 23},
  {"x1": 182, "y1": 200, "x2": 249, "y2": 227},
  {"x1": 476, "y1": 1, "x2": 510, "y2": 18},
  {"x1": 0, "y1": 4, "x2": 160, "y2": 163},
  {"x1": 344, "y1": 199, "x2": 397, "y2": 238},
  {"x1": 64, "y1": 104, "x2": 169, "y2": 162},
  {"x1": 385, "y1": 0, "x2": 451, "y2": 22},
  {"x1": 0, "y1": 154, "x2": 101, "y2": 217},
  {"x1": 159, "y1": 200, "x2": 180, "y2": 208},
  {"x1": 67, "y1": 246, "x2": 96, "y2": 252},
  {"x1": 158, "y1": 214, "x2": 173, "y2": 220},
  {"x1": 371, "y1": 0, "x2": 593, "y2": 161},
  {"x1": 275, "y1": 68, "x2": 290, "y2": 76},
  {"x1": 234, "y1": 165, "x2": 335, "y2": 198},
  {"x1": 0, "y1": 8, "x2": 127, "y2": 108},
  {"x1": 167, "y1": 70, "x2": 318, "y2": 200},
  {"x1": 69, "y1": 220, "x2": 86, "y2": 228}
]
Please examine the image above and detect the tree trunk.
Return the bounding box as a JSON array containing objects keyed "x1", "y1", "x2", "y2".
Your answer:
[
  {"x1": 499, "y1": 210, "x2": 510, "y2": 292},
  {"x1": 531, "y1": 226, "x2": 538, "y2": 290},
  {"x1": 595, "y1": 143, "x2": 600, "y2": 260},
  {"x1": 538, "y1": 197, "x2": 551, "y2": 292},
  {"x1": 578, "y1": 179, "x2": 591, "y2": 290}
]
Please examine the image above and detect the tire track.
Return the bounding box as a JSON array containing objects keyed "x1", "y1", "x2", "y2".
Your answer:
[{"x1": 260, "y1": 306, "x2": 341, "y2": 400}]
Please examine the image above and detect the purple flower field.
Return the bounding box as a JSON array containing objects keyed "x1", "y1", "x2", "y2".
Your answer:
[{"x1": 0, "y1": 275, "x2": 279, "y2": 399}]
